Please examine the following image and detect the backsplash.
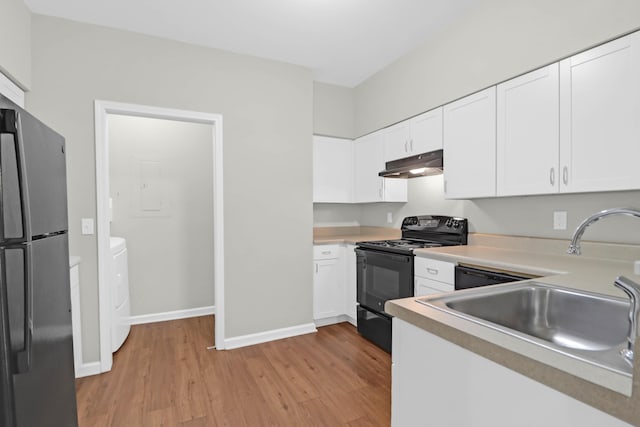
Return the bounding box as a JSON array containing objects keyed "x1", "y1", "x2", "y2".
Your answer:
[{"x1": 314, "y1": 175, "x2": 640, "y2": 245}]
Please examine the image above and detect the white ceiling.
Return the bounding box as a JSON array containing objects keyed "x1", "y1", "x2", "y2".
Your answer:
[{"x1": 24, "y1": 0, "x2": 479, "y2": 87}]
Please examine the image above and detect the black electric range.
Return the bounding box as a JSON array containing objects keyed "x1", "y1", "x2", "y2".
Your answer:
[{"x1": 355, "y1": 215, "x2": 468, "y2": 352}]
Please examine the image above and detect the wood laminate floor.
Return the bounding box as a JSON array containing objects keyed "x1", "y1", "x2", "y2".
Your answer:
[{"x1": 75, "y1": 317, "x2": 391, "y2": 426}]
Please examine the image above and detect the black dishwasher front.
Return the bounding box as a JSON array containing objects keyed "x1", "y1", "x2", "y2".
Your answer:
[{"x1": 454, "y1": 265, "x2": 529, "y2": 290}]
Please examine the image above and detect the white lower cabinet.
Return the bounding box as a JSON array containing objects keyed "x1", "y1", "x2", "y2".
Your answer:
[
  {"x1": 414, "y1": 257, "x2": 454, "y2": 297},
  {"x1": 392, "y1": 318, "x2": 631, "y2": 427},
  {"x1": 313, "y1": 244, "x2": 357, "y2": 327},
  {"x1": 313, "y1": 245, "x2": 345, "y2": 323}
]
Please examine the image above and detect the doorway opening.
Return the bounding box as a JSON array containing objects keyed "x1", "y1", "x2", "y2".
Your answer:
[{"x1": 94, "y1": 101, "x2": 225, "y2": 372}]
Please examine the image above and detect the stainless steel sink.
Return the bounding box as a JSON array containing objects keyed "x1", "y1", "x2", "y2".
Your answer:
[{"x1": 416, "y1": 281, "x2": 633, "y2": 375}]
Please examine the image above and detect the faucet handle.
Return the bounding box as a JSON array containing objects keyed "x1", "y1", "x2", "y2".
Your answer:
[
  {"x1": 566, "y1": 244, "x2": 581, "y2": 255},
  {"x1": 614, "y1": 276, "x2": 640, "y2": 366}
]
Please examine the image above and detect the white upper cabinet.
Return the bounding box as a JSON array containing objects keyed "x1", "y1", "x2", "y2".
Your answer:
[
  {"x1": 313, "y1": 135, "x2": 353, "y2": 203},
  {"x1": 496, "y1": 64, "x2": 560, "y2": 196},
  {"x1": 384, "y1": 107, "x2": 443, "y2": 162},
  {"x1": 354, "y1": 131, "x2": 407, "y2": 203},
  {"x1": 384, "y1": 121, "x2": 412, "y2": 161},
  {"x1": 559, "y1": 31, "x2": 640, "y2": 193},
  {"x1": 354, "y1": 131, "x2": 384, "y2": 202},
  {"x1": 443, "y1": 87, "x2": 497, "y2": 199},
  {"x1": 410, "y1": 107, "x2": 444, "y2": 154}
]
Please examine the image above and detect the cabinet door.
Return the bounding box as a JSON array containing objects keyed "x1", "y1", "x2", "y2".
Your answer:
[
  {"x1": 414, "y1": 277, "x2": 453, "y2": 297},
  {"x1": 353, "y1": 132, "x2": 384, "y2": 202},
  {"x1": 559, "y1": 31, "x2": 640, "y2": 193},
  {"x1": 497, "y1": 64, "x2": 560, "y2": 196},
  {"x1": 313, "y1": 258, "x2": 344, "y2": 320},
  {"x1": 414, "y1": 257, "x2": 455, "y2": 284},
  {"x1": 384, "y1": 121, "x2": 412, "y2": 162},
  {"x1": 443, "y1": 87, "x2": 497, "y2": 199},
  {"x1": 313, "y1": 136, "x2": 353, "y2": 203},
  {"x1": 410, "y1": 107, "x2": 443, "y2": 154}
]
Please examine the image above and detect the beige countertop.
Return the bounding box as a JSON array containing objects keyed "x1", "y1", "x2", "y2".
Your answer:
[
  {"x1": 386, "y1": 234, "x2": 640, "y2": 425},
  {"x1": 313, "y1": 226, "x2": 400, "y2": 245}
]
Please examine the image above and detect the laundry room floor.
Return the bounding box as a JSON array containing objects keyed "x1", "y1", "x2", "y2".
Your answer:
[{"x1": 75, "y1": 316, "x2": 391, "y2": 426}]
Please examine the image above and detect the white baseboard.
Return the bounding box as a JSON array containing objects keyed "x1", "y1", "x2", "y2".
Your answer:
[
  {"x1": 128, "y1": 305, "x2": 215, "y2": 325},
  {"x1": 224, "y1": 322, "x2": 317, "y2": 350},
  {"x1": 314, "y1": 315, "x2": 357, "y2": 328},
  {"x1": 75, "y1": 361, "x2": 101, "y2": 378}
]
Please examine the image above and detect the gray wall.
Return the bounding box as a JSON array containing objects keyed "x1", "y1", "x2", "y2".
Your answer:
[
  {"x1": 109, "y1": 115, "x2": 214, "y2": 316},
  {"x1": 313, "y1": 82, "x2": 355, "y2": 139},
  {"x1": 360, "y1": 177, "x2": 640, "y2": 245},
  {"x1": 0, "y1": 0, "x2": 31, "y2": 88},
  {"x1": 28, "y1": 15, "x2": 313, "y2": 362},
  {"x1": 355, "y1": 0, "x2": 640, "y2": 136},
  {"x1": 347, "y1": 0, "x2": 640, "y2": 245}
]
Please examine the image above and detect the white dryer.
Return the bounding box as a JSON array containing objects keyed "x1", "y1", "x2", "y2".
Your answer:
[{"x1": 110, "y1": 237, "x2": 131, "y2": 352}]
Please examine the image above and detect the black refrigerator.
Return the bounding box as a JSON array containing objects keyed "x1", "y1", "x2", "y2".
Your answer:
[{"x1": 0, "y1": 94, "x2": 78, "y2": 426}]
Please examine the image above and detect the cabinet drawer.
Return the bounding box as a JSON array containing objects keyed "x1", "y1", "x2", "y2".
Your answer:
[
  {"x1": 314, "y1": 244, "x2": 341, "y2": 260},
  {"x1": 415, "y1": 277, "x2": 454, "y2": 297},
  {"x1": 414, "y1": 257, "x2": 455, "y2": 284}
]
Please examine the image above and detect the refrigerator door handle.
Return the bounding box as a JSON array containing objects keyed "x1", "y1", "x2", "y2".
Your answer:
[
  {"x1": 0, "y1": 109, "x2": 32, "y2": 242},
  {"x1": 15, "y1": 244, "x2": 32, "y2": 374}
]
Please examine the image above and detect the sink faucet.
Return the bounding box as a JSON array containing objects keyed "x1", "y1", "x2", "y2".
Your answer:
[
  {"x1": 614, "y1": 276, "x2": 640, "y2": 366},
  {"x1": 567, "y1": 208, "x2": 640, "y2": 255}
]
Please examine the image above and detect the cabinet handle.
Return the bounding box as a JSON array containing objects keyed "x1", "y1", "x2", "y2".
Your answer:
[
  {"x1": 404, "y1": 141, "x2": 408, "y2": 152},
  {"x1": 315, "y1": 263, "x2": 318, "y2": 273},
  {"x1": 444, "y1": 180, "x2": 447, "y2": 194},
  {"x1": 321, "y1": 251, "x2": 331, "y2": 255},
  {"x1": 427, "y1": 268, "x2": 439, "y2": 275},
  {"x1": 562, "y1": 166, "x2": 568, "y2": 185},
  {"x1": 550, "y1": 167, "x2": 555, "y2": 186},
  {"x1": 379, "y1": 187, "x2": 383, "y2": 198},
  {"x1": 410, "y1": 139, "x2": 414, "y2": 152}
]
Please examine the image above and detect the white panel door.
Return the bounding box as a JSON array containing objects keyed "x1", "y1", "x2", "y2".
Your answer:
[
  {"x1": 443, "y1": 87, "x2": 497, "y2": 199},
  {"x1": 559, "y1": 31, "x2": 640, "y2": 193},
  {"x1": 312, "y1": 135, "x2": 353, "y2": 203},
  {"x1": 497, "y1": 64, "x2": 560, "y2": 196},
  {"x1": 410, "y1": 106, "x2": 443, "y2": 154}
]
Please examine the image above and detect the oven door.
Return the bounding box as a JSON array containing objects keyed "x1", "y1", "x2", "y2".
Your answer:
[{"x1": 356, "y1": 248, "x2": 413, "y2": 314}]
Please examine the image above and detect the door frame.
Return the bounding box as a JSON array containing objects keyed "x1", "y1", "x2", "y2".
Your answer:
[{"x1": 94, "y1": 100, "x2": 225, "y2": 372}]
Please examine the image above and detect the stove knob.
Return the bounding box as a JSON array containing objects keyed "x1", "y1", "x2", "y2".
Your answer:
[
  {"x1": 445, "y1": 219, "x2": 453, "y2": 228},
  {"x1": 453, "y1": 221, "x2": 460, "y2": 229}
]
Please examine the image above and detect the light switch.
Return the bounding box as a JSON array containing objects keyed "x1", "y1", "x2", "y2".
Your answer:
[
  {"x1": 81, "y1": 218, "x2": 94, "y2": 235},
  {"x1": 553, "y1": 211, "x2": 567, "y2": 230}
]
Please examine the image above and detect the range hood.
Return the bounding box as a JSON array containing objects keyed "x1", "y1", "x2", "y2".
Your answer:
[{"x1": 379, "y1": 149, "x2": 443, "y2": 178}]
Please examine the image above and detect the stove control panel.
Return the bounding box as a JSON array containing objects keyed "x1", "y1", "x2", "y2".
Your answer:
[
  {"x1": 401, "y1": 215, "x2": 468, "y2": 245},
  {"x1": 402, "y1": 215, "x2": 467, "y2": 231}
]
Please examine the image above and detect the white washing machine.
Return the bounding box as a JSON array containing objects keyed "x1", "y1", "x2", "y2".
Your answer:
[{"x1": 110, "y1": 237, "x2": 131, "y2": 352}]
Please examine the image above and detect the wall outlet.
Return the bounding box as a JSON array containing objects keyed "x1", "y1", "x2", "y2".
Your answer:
[
  {"x1": 553, "y1": 211, "x2": 567, "y2": 230},
  {"x1": 387, "y1": 212, "x2": 393, "y2": 224},
  {"x1": 81, "y1": 218, "x2": 95, "y2": 235}
]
